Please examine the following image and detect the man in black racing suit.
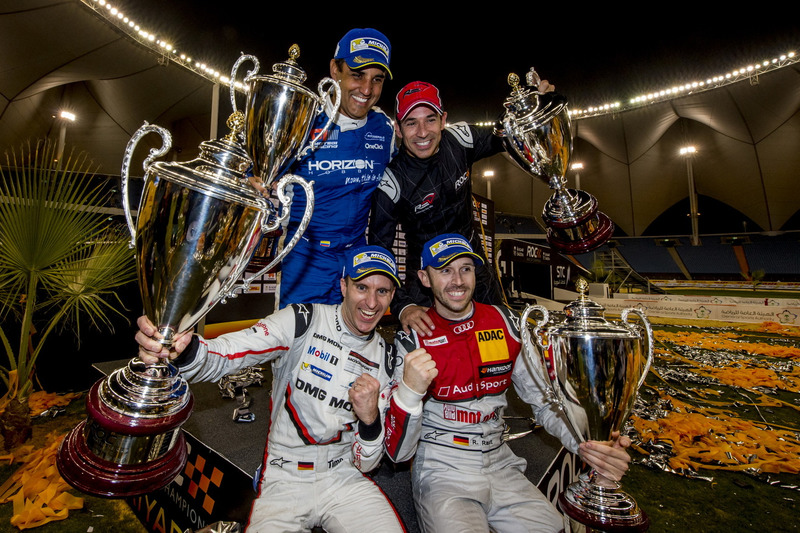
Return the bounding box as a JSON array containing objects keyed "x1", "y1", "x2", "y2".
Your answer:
[{"x1": 368, "y1": 80, "x2": 552, "y2": 336}]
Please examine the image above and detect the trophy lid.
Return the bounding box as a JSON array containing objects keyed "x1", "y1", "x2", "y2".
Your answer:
[
  {"x1": 271, "y1": 44, "x2": 308, "y2": 84},
  {"x1": 98, "y1": 358, "x2": 191, "y2": 418},
  {"x1": 502, "y1": 68, "x2": 569, "y2": 131},
  {"x1": 554, "y1": 279, "x2": 638, "y2": 339},
  {"x1": 149, "y1": 111, "x2": 263, "y2": 207}
]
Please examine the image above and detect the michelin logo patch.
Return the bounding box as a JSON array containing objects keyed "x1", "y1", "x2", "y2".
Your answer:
[{"x1": 301, "y1": 362, "x2": 333, "y2": 381}]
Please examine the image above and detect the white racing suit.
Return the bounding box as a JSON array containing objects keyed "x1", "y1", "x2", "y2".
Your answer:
[
  {"x1": 384, "y1": 303, "x2": 578, "y2": 533},
  {"x1": 173, "y1": 303, "x2": 406, "y2": 532}
]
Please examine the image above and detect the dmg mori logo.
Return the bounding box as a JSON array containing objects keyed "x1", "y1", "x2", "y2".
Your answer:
[{"x1": 453, "y1": 320, "x2": 474, "y2": 334}]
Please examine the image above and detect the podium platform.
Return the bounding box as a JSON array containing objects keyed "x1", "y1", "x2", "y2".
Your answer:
[{"x1": 95, "y1": 360, "x2": 582, "y2": 533}]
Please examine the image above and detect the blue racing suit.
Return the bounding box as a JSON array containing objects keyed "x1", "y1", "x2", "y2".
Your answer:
[{"x1": 277, "y1": 105, "x2": 395, "y2": 308}]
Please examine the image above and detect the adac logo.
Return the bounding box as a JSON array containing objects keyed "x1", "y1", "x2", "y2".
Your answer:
[{"x1": 475, "y1": 329, "x2": 509, "y2": 363}]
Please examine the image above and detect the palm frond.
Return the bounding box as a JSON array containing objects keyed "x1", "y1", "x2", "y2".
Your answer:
[{"x1": 0, "y1": 139, "x2": 137, "y2": 401}]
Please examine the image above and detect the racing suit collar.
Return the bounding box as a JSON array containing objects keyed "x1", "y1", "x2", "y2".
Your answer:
[
  {"x1": 334, "y1": 304, "x2": 377, "y2": 342},
  {"x1": 431, "y1": 301, "x2": 476, "y2": 327},
  {"x1": 326, "y1": 98, "x2": 368, "y2": 132}
]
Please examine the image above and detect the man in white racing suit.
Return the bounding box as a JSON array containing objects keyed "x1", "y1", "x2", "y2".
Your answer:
[
  {"x1": 137, "y1": 245, "x2": 406, "y2": 533},
  {"x1": 383, "y1": 234, "x2": 632, "y2": 533}
]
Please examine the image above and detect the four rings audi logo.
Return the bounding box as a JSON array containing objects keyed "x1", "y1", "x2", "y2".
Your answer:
[{"x1": 453, "y1": 321, "x2": 474, "y2": 334}]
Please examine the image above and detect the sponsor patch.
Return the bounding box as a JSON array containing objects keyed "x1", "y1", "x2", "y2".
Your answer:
[
  {"x1": 414, "y1": 193, "x2": 435, "y2": 213},
  {"x1": 423, "y1": 335, "x2": 448, "y2": 346},
  {"x1": 475, "y1": 329, "x2": 509, "y2": 362},
  {"x1": 301, "y1": 362, "x2": 333, "y2": 381},
  {"x1": 453, "y1": 320, "x2": 474, "y2": 334},
  {"x1": 344, "y1": 351, "x2": 379, "y2": 376},
  {"x1": 479, "y1": 361, "x2": 513, "y2": 378},
  {"x1": 443, "y1": 404, "x2": 488, "y2": 424}
]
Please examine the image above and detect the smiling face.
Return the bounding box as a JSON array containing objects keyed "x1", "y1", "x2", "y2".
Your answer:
[
  {"x1": 419, "y1": 256, "x2": 476, "y2": 319},
  {"x1": 330, "y1": 60, "x2": 387, "y2": 120},
  {"x1": 396, "y1": 105, "x2": 447, "y2": 159},
  {"x1": 339, "y1": 273, "x2": 395, "y2": 336}
]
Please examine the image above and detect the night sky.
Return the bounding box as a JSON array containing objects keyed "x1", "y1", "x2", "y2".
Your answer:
[{"x1": 112, "y1": 2, "x2": 800, "y2": 123}]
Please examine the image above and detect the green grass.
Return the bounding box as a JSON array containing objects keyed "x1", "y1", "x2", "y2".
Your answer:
[{"x1": 624, "y1": 463, "x2": 799, "y2": 532}]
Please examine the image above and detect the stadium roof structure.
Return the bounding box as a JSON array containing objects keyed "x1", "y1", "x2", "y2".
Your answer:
[{"x1": 2, "y1": 0, "x2": 799, "y2": 238}]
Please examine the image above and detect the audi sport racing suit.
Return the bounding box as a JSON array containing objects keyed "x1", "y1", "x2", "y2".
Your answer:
[
  {"x1": 368, "y1": 123, "x2": 504, "y2": 315},
  {"x1": 384, "y1": 302, "x2": 578, "y2": 533},
  {"x1": 278, "y1": 106, "x2": 395, "y2": 308},
  {"x1": 172, "y1": 303, "x2": 405, "y2": 533}
]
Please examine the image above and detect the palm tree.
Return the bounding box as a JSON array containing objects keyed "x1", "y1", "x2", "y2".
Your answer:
[{"x1": 0, "y1": 140, "x2": 137, "y2": 450}]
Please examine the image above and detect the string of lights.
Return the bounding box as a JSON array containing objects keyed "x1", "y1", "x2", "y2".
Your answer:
[
  {"x1": 80, "y1": 0, "x2": 245, "y2": 92},
  {"x1": 81, "y1": 0, "x2": 797, "y2": 123}
]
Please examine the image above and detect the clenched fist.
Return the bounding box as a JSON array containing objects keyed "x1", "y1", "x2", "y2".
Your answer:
[{"x1": 403, "y1": 348, "x2": 438, "y2": 394}]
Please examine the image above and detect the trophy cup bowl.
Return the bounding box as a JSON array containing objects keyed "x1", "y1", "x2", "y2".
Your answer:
[
  {"x1": 230, "y1": 45, "x2": 341, "y2": 190},
  {"x1": 495, "y1": 69, "x2": 613, "y2": 254},
  {"x1": 520, "y1": 279, "x2": 653, "y2": 531},
  {"x1": 227, "y1": 45, "x2": 336, "y2": 276},
  {"x1": 57, "y1": 114, "x2": 282, "y2": 497}
]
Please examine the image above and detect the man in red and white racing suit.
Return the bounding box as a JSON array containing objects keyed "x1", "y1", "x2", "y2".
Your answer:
[
  {"x1": 137, "y1": 245, "x2": 406, "y2": 533},
  {"x1": 383, "y1": 234, "x2": 632, "y2": 533}
]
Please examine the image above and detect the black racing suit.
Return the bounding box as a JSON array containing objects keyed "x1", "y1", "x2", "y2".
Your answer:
[{"x1": 368, "y1": 122, "x2": 504, "y2": 317}]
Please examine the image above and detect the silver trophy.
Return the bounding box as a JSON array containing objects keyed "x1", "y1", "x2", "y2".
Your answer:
[
  {"x1": 228, "y1": 45, "x2": 338, "y2": 276},
  {"x1": 57, "y1": 114, "x2": 267, "y2": 497},
  {"x1": 495, "y1": 69, "x2": 614, "y2": 254},
  {"x1": 57, "y1": 105, "x2": 315, "y2": 496},
  {"x1": 230, "y1": 44, "x2": 341, "y2": 189},
  {"x1": 521, "y1": 279, "x2": 653, "y2": 531}
]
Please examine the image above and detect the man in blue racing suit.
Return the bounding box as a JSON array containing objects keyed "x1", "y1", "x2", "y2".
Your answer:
[
  {"x1": 277, "y1": 28, "x2": 396, "y2": 309},
  {"x1": 136, "y1": 245, "x2": 407, "y2": 532}
]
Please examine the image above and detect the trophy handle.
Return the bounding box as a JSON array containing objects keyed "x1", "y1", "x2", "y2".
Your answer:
[
  {"x1": 620, "y1": 308, "x2": 654, "y2": 391},
  {"x1": 297, "y1": 77, "x2": 342, "y2": 159},
  {"x1": 229, "y1": 54, "x2": 260, "y2": 117},
  {"x1": 520, "y1": 305, "x2": 563, "y2": 405},
  {"x1": 120, "y1": 122, "x2": 172, "y2": 248},
  {"x1": 228, "y1": 174, "x2": 315, "y2": 294}
]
